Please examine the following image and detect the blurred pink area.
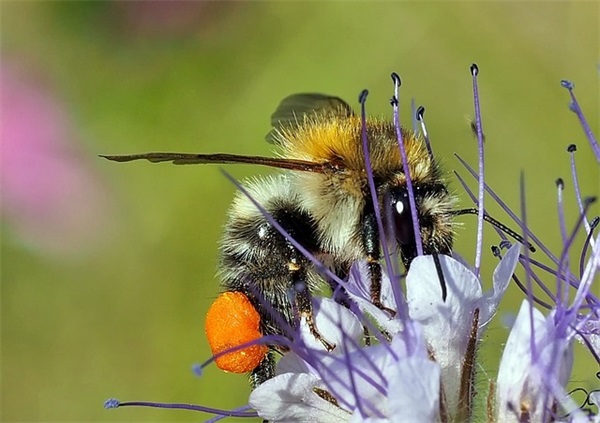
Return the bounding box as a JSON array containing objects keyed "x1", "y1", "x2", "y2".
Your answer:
[{"x1": 1, "y1": 62, "x2": 115, "y2": 257}]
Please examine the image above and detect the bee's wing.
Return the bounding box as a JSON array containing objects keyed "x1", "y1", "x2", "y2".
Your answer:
[{"x1": 266, "y1": 93, "x2": 354, "y2": 144}]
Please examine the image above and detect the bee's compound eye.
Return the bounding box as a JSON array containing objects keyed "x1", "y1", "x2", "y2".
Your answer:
[
  {"x1": 205, "y1": 292, "x2": 268, "y2": 373},
  {"x1": 395, "y1": 199, "x2": 405, "y2": 215},
  {"x1": 391, "y1": 190, "x2": 415, "y2": 247}
]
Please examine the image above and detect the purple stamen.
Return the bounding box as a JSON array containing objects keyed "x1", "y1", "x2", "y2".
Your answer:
[
  {"x1": 341, "y1": 335, "x2": 367, "y2": 417},
  {"x1": 292, "y1": 342, "x2": 385, "y2": 415},
  {"x1": 555, "y1": 178, "x2": 570, "y2": 312},
  {"x1": 454, "y1": 169, "x2": 589, "y2": 308},
  {"x1": 470, "y1": 63, "x2": 485, "y2": 277},
  {"x1": 512, "y1": 274, "x2": 553, "y2": 310},
  {"x1": 345, "y1": 266, "x2": 401, "y2": 351},
  {"x1": 568, "y1": 144, "x2": 595, "y2": 245},
  {"x1": 273, "y1": 344, "x2": 362, "y2": 410},
  {"x1": 556, "y1": 178, "x2": 568, "y2": 244},
  {"x1": 561, "y1": 80, "x2": 600, "y2": 162},
  {"x1": 556, "y1": 197, "x2": 599, "y2": 327},
  {"x1": 192, "y1": 363, "x2": 202, "y2": 377},
  {"x1": 567, "y1": 221, "x2": 600, "y2": 315},
  {"x1": 104, "y1": 399, "x2": 258, "y2": 417},
  {"x1": 580, "y1": 217, "x2": 599, "y2": 279},
  {"x1": 390, "y1": 72, "x2": 423, "y2": 261},
  {"x1": 461, "y1": 158, "x2": 564, "y2": 273},
  {"x1": 492, "y1": 246, "x2": 554, "y2": 308},
  {"x1": 205, "y1": 405, "x2": 256, "y2": 423},
  {"x1": 455, "y1": 154, "x2": 578, "y2": 281},
  {"x1": 104, "y1": 398, "x2": 120, "y2": 409},
  {"x1": 516, "y1": 255, "x2": 560, "y2": 303},
  {"x1": 280, "y1": 300, "x2": 388, "y2": 409},
  {"x1": 519, "y1": 172, "x2": 538, "y2": 359},
  {"x1": 416, "y1": 105, "x2": 434, "y2": 160},
  {"x1": 197, "y1": 334, "x2": 285, "y2": 373},
  {"x1": 358, "y1": 89, "x2": 404, "y2": 316}
]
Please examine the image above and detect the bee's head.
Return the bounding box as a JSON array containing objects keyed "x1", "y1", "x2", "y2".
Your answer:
[{"x1": 386, "y1": 183, "x2": 456, "y2": 268}]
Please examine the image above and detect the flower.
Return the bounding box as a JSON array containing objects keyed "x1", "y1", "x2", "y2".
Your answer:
[
  {"x1": 249, "y1": 244, "x2": 520, "y2": 422},
  {"x1": 105, "y1": 70, "x2": 599, "y2": 422}
]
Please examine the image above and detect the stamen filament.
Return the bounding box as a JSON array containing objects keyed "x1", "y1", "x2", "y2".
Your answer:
[
  {"x1": 416, "y1": 105, "x2": 434, "y2": 160},
  {"x1": 568, "y1": 144, "x2": 596, "y2": 251},
  {"x1": 391, "y1": 72, "x2": 424, "y2": 262},
  {"x1": 358, "y1": 89, "x2": 404, "y2": 318},
  {"x1": 470, "y1": 63, "x2": 486, "y2": 277},
  {"x1": 561, "y1": 80, "x2": 600, "y2": 161},
  {"x1": 105, "y1": 399, "x2": 258, "y2": 417}
]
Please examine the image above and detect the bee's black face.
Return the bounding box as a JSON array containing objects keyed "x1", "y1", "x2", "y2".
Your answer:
[
  {"x1": 387, "y1": 183, "x2": 453, "y2": 268},
  {"x1": 389, "y1": 188, "x2": 415, "y2": 248},
  {"x1": 387, "y1": 187, "x2": 417, "y2": 266}
]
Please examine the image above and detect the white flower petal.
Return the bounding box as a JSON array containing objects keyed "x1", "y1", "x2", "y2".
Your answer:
[
  {"x1": 317, "y1": 343, "x2": 392, "y2": 414},
  {"x1": 496, "y1": 301, "x2": 574, "y2": 423},
  {"x1": 277, "y1": 352, "x2": 311, "y2": 375},
  {"x1": 320, "y1": 325, "x2": 431, "y2": 418},
  {"x1": 406, "y1": 254, "x2": 482, "y2": 414},
  {"x1": 480, "y1": 243, "x2": 521, "y2": 325},
  {"x1": 299, "y1": 297, "x2": 363, "y2": 353},
  {"x1": 451, "y1": 251, "x2": 476, "y2": 273},
  {"x1": 348, "y1": 417, "x2": 389, "y2": 423},
  {"x1": 345, "y1": 261, "x2": 402, "y2": 335},
  {"x1": 249, "y1": 372, "x2": 350, "y2": 422},
  {"x1": 387, "y1": 357, "x2": 441, "y2": 421}
]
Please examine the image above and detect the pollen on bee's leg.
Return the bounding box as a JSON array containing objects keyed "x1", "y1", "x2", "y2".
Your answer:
[{"x1": 205, "y1": 291, "x2": 268, "y2": 374}]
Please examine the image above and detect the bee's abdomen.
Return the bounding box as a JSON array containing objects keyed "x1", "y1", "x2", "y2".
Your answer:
[{"x1": 218, "y1": 175, "x2": 320, "y2": 336}]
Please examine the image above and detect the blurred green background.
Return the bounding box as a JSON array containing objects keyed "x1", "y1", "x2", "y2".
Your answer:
[{"x1": 1, "y1": 1, "x2": 598, "y2": 422}]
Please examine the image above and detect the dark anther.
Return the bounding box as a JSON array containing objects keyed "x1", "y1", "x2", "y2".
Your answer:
[
  {"x1": 416, "y1": 106, "x2": 425, "y2": 121},
  {"x1": 499, "y1": 240, "x2": 512, "y2": 250},
  {"x1": 590, "y1": 216, "x2": 599, "y2": 229},
  {"x1": 358, "y1": 89, "x2": 369, "y2": 104},
  {"x1": 567, "y1": 144, "x2": 577, "y2": 153},
  {"x1": 390, "y1": 96, "x2": 399, "y2": 107},
  {"x1": 560, "y1": 80, "x2": 574, "y2": 90},
  {"x1": 491, "y1": 245, "x2": 501, "y2": 258},
  {"x1": 391, "y1": 72, "x2": 401, "y2": 87},
  {"x1": 556, "y1": 178, "x2": 564, "y2": 188},
  {"x1": 470, "y1": 63, "x2": 479, "y2": 76}
]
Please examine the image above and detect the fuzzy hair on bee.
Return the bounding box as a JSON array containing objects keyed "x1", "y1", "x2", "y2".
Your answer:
[
  {"x1": 101, "y1": 93, "x2": 458, "y2": 388},
  {"x1": 271, "y1": 110, "x2": 457, "y2": 265}
]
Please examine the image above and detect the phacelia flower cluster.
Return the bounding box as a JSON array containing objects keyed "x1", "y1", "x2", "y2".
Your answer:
[{"x1": 105, "y1": 68, "x2": 599, "y2": 422}]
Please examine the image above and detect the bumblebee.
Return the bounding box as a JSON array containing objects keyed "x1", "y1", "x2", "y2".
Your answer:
[{"x1": 102, "y1": 93, "x2": 458, "y2": 387}]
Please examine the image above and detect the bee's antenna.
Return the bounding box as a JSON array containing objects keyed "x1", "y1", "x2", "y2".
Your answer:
[
  {"x1": 452, "y1": 208, "x2": 536, "y2": 252},
  {"x1": 416, "y1": 106, "x2": 434, "y2": 160}
]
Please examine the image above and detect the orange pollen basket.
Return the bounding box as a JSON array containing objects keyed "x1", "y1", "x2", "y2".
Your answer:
[{"x1": 205, "y1": 292, "x2": 268, "y2": 373}]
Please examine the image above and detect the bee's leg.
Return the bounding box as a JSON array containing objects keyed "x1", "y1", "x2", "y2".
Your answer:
[
  {"x1": 288, "y1": 252, "x2": 336, "y2": 352},
  {"x1": 361, "y1": 203, "x2": 395, "y2": 316},
  {"x1": 249, "y1": 350, "x2": 276, "y2": 389}
]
